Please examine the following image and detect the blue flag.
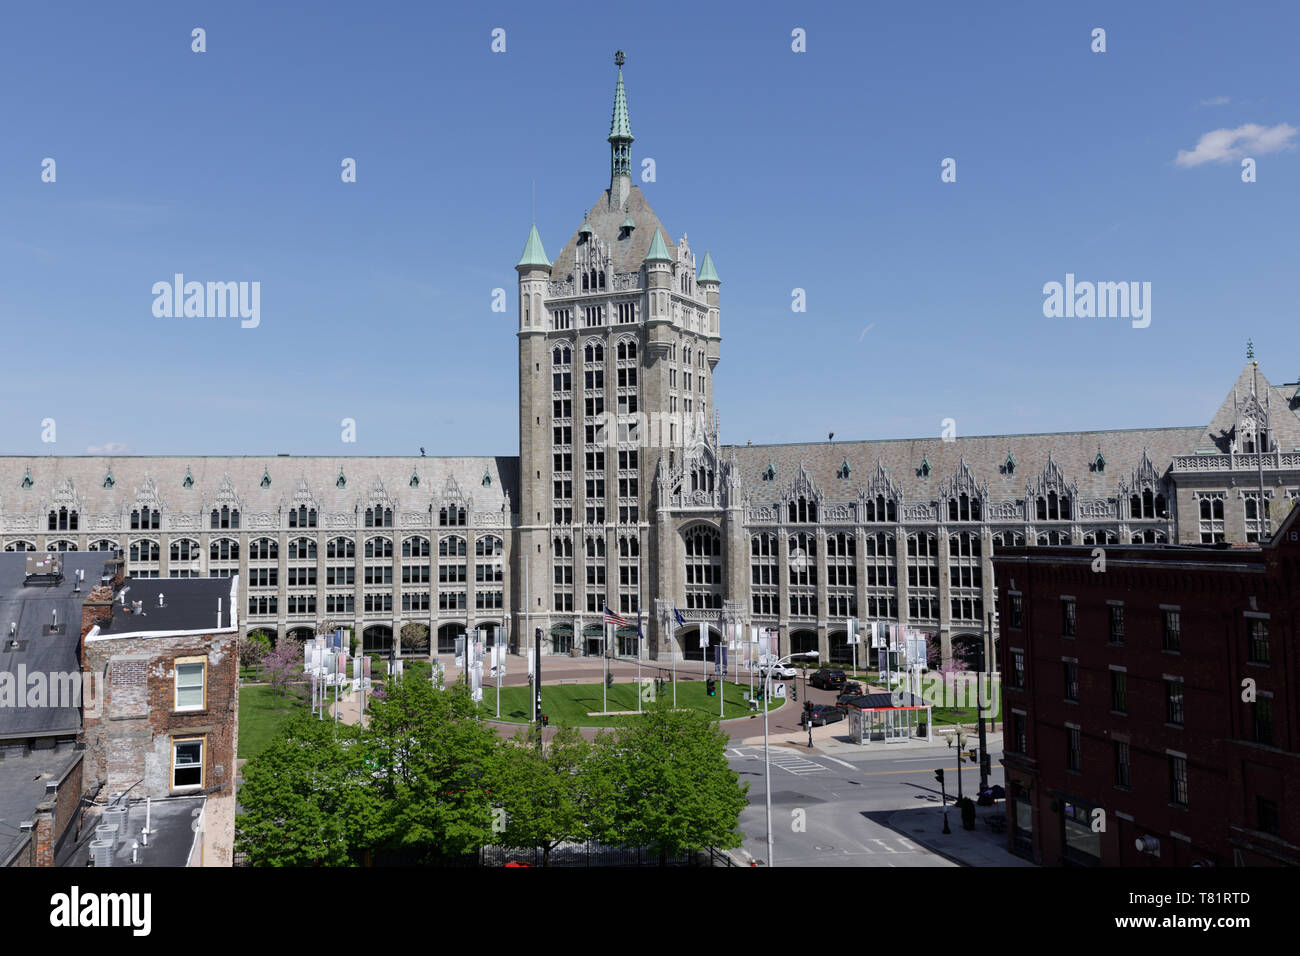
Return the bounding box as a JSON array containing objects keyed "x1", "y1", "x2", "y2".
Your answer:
[
  {"x1": 674, "y1": 607, "x2": 685, "y2": 627},
  {"x1": 637, "y1": 610, "x2": 644, "y2": 640}
]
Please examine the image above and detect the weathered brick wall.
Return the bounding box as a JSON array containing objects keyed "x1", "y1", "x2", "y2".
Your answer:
[{"x1": 82, "y1": 630, "x2": 237, "y2": 800}]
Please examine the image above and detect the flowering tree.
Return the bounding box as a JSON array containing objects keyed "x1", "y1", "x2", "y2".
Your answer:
[{"x1": 264, "y1": 637, "x2": 305, "y2": 702}]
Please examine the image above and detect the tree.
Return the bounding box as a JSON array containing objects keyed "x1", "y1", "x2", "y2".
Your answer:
[
  {"x1": 401, "y1": 622, "x2": 430, "y2": 653},
  {"x1": 490, "y1": 725, "x2": 604, "y2": 866},
  {"x1": 235, "y1": 714, "x2": 371, "y2": 866},
  {"x1": 361, "y1": 673, "x2": 501, "y2": 862},
  {"x1": 263, "y1": 636, "x2": 304, "y2": 702},
  {"x1": 590, "y1": 702, "x2": 748, "y2": 865},
  {"x1": 238, "y1": 630, "x2": 271, "y2": 669}
]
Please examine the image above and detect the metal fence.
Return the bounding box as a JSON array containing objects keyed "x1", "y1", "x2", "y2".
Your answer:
[{"x1": 477, "y1": 840, "x2": 728, "y2": 867}]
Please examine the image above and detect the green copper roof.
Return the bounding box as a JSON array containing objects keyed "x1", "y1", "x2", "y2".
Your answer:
[
  {"x1": 622, "y1": 216, "x2": 636, "y2": 230},
  {"x1": 516, "y1": 224, "x2": 551, "y2": 268},
  {"x1": 608, "y1": 66, "x2": 634, "y2": 143},
  {"x1": 578, "y1": 221, "x2": 593, "y2": 235},
  {"x1": 696, "y1": 250, "x2": 720, "y2": 284},
  {"x1": 644, "y1": 228, "x2": 671, "y2": 262}
]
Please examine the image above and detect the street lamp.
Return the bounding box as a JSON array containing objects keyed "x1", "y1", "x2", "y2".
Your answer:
[{"x1": 764, "y1": 650, "x2": 819, "y2": 868}]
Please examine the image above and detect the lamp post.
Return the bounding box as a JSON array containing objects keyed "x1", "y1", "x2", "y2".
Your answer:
[{"x1": 764, "y1": 650, "x2": 819, "y2": 867}]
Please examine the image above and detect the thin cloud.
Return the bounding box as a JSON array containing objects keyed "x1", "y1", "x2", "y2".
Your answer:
[
  {"x1": 857, "y1": 323, "x2": 874, "y2": 341},
  {"x1": 1199, "y1": 96, "x2": 1231, "y2": 107},
  {"x1": 86, "y1": 442, "x2": 130, "y2": 455},
  {"x1": 1175, "y1": 123, "x2": 1297, "y2": 167}
]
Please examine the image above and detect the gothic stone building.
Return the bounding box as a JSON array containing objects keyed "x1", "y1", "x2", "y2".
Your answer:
[{"x1": 2, "y1": 58, "x2": 1299, "y2": 668}]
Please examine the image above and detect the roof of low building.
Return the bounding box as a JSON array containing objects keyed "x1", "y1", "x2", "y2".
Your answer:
[
  {"x1": 0, "y1": 552, "x2": 112, "y2": 739},
  {"x1": 58, "y1": 794, "x2": 206, "y2": 868},
  {"x1": 0, "y1": 745, "x2": 82, "y2": 865},
  {"x1": 91, "y1": 576, "x2": 237, "y2": 639}
]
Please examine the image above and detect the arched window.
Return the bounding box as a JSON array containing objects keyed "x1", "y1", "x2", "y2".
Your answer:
[
  {"x1": 438, "y1": 536, "x2": 466, "y2": 557},
  {"x1": 210, "y1": 538, "x2": 239, "y2": 561},
  {"x1": 327, "y1": 537, "x2": 355, "y2": 559},
  {"x1": 288, "y1": 537, "x2": 317, "y2": 559},
  {"x1": 553, "y1": 537, "x2": 573, "y2": 558},
  {"x1": 129, "y1": 540, "x2": 160, "y2": 562},
  {"x1": 403, "y1": 536, "x2": 431, "y2": 558},
  {"x1": 364, "y1": 537, "x2": 393, "y2": 559},
  {"x1": 249, "y1": 537, "x2": 278, "y2": 560},
  {"x1": 475, "y1": 535, "x2": 503, "y2": 557},
  {"x1": 170, "y1": 538, "x2": 199, "y2": 562},
  {"x1": 787, "y1": 496, "x2": 817, "y2": 524},
  {"x1": 683, "y1": 526, "x2": 724, "y2": 610}
]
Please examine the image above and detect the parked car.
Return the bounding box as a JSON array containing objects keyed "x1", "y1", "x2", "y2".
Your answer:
[
  {"x1": 803, "y1": 704, "x2": 845, "y2": 727},
  {"x1": 809, "y1": 668, "x2": 847, "y2": 690}
]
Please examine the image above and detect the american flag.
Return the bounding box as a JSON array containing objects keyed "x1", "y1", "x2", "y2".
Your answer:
[{"x1": 603, "y1": 606, "x2": 629, "y2": 628}]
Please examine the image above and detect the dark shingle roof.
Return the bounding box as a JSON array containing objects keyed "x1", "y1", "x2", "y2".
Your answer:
[{"x1": 548, "y1": 185, "x2": 676, "y2": 279}]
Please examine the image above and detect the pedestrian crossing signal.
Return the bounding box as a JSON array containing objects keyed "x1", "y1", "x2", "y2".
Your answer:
[{"x1": 706, "y1": 678, "x2": 716, "y2": 696}]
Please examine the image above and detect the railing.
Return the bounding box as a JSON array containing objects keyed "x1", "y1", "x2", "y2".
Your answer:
[{"x1": 1172, "y1": 450, "x2": 1300, "y2": 472}]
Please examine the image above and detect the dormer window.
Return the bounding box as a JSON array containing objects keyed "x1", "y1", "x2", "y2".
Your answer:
[
  {"x1": 482, "y1": 470, "x2": 492, "y2": 487},
  {"x1": 918, "y1": 459, "x2": 930, "y2": 478},
  {"x1": 410, "y1": 471, "x2": 420, "y2": 489},
  {"x1": 1092, "y1": 451, "x2": 1105, "y2": 473},
  {"x1": 260, "y1": 470, "x2": 271, "y2": 489},
  {"x1": 837, "y1": 461, "x2": 851, "y2": 480},
  {"x1": 336, "y1": 471, "x2": 346, "y2": 489},
  {"x1": 104, "y1": 471, "x2": 115, "y2": 489},
  {"x1": 762, "y1": 463, "x2": 776, "y2": 482},
  {"x1": 182, "y1": 469, "x2": 194, "y2": 488},
  {"x1": 1003, "y1": 454, "x2": 1016, "y2": 476}
]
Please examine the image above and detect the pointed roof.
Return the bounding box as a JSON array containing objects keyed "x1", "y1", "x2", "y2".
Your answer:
[
  {"x1": 645, "y1": 227, "x2": 672, "y2": 262},
  {"x1": 608, "y1": 62, "x2": 633, "y2": 143},
  {"x1": 697, "y1": 250, "x2": 720, "y2": 284},
  {"x1": 1199, "y1": 362, "x2": 1300, "y2": 453},
  {"x1": 515, "y1": 224, "x2": 551, "y2": 269}
]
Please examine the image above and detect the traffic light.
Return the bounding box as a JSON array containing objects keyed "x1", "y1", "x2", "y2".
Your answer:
[
  {"x1": 968, "y1": 748, "x2": 978, "y2": 763},
  {"x1": 706, "y1": 678, "x2": 716, "y2": 697},
  {"x1": 541, "y1": 714, "x2": 549, "y2": 727},
  {"x1": 934, "y1": 768, "x2": 944, "y2": 784}
]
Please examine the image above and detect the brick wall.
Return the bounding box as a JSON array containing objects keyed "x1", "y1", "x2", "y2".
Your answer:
[{"x1": 81, "y1": 630, "x2": 237, "y2": 800}]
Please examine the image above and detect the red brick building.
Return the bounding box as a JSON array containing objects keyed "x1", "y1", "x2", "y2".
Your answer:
[
  {"x1": 993, "y1": 507, "x2": 1299, "y2": 867},
  {"x1": 81, "y1": 575, "x2": 239, "y2": 802}
]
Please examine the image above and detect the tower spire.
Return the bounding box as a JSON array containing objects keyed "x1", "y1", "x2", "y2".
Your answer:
[{"x1": 608, "y1": 51, "x2": 634, "y2": 207}]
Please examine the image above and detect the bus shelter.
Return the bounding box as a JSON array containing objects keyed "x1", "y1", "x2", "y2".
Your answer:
[{"x1": 842, "y1": 692, "x2": 932, "y2": 746}]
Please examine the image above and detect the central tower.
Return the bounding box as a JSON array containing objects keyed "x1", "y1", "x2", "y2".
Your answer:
[{"x1": 514, "y1": 53, "x2": 723, "y2": 658}]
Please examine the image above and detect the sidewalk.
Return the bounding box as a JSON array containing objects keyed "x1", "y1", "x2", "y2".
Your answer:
[
  {"x1": 736, "y1": 721, "x2": 1003, "y2": 758},
  {"x1": 885, "y1": 803, "x2": 1033, "y2": 867}
]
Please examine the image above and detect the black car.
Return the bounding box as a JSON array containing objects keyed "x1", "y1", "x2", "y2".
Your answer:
[
  {"x1": 809, "y1": 668, "x2": 847, "y2": 690},
  {"x1": 835, "y1": 682, "x2": 864, "y2": 706},
  {"x1": 804, "y1": 704, "x2": 845, "y2": 727}
]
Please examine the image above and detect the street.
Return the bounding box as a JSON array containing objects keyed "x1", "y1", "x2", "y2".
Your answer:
[{"x1": 727, "y1": 743, "x2": 1007, "y2": 867}]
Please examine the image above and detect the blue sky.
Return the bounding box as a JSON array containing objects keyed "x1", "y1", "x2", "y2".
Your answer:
[{"x1": 1, "y1": 1, "x2": 1296, "y2": 456}]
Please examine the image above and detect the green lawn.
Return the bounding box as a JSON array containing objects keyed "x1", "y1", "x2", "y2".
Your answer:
[
  {"x1": 472, "y1": 679, "x2": 786, "y2": 728},
  {"x1": 238, "y1": 684, "x2": 314, "y2": 758}
]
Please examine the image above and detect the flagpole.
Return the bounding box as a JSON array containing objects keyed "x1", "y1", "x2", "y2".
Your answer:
[{"x1": 603, "y1": 619, "x2": 608, "y2": 714}]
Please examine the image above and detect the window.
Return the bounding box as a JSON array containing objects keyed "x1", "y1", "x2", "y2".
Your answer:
[
  {"x1": 1013, "y1": 713, "x2": 1027, "y2": 754},
  {"x1": 1064, "y1": 661, "x2": 1078, "y2": 701},
  {"x1": 1164, "y1": 679, "x2": 1184, "y2": 726},
  {"x1": 1196, "y1": 493, "x2": 1226, "y2": 543},
  {"x1": 1066, "y1": 727, "x2": 1081, "y2": 772},
  {"x1": 1010, "y1": 650, "x2": 1025, "y2": 689},
  {"x1": 1009, "y1": 593, "x2": 1023, "y2": 628},
  {"x1": 1162, "y1": 610, "x2": 1181, "y2": 652},
  {"x1": 1169, "y1": 754, "x2": 1188, "y2": 806},
  {"x1": 1257, "y1": 796, "x2": 1280, "y2": 836},
  {"x1": 1110, "y1": 671, "x2": 1127, "y2": 714},
  {"x1": 174, "y1": 660, "x2": 205, "y2": 711},
  {"x1": 1253, "y1": 696, "x2": 1273, "y2": 745},
  {"x1": 1108, "y1": 605, "x2": 1125, "y2": 644},
  {"x1": 1248, "y1": 619, "x2": 1270, "y2": 664},
  {"x1": 1061, "y1": 598, "x2": 1076, "y2": 637},
  {"x1": 1114, "y1": 741, "x2": 1131, "y2": 788},
  {"x1": 172, "y1": 738, "x2": 204, "y2": 790}
]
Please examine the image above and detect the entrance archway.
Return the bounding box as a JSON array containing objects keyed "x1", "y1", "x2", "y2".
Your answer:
[
  {"x1": 582, "y1": 623, "x2": 604, "y2": 657},
  {"x1": 550, "y1": 623, "x2": 573, "y2": 655},
  {"x1": 474, "y1": 622, "x2": 502, "y2": 647},
  {"x1": 363, "y1": 624, "x2": 393, "y2": 655},
  {"x1": 789, "y1": 629, "x2": 818, "y2": 660},
  {"x1": 286, "y1": 626, "x2": 315, "y2": 643},
  {"x1": 951, "y1": 633, "x2": 985, "y2": 670},
  {"x1": 828, "y1": 629, "x2": 852, "y2": 665},
  {"x1": 437, "y1": 622, "x2": 465, "y2": 654},
  {"x1": 678, "y1": 624, "x2": 722, "y2": 662}
]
